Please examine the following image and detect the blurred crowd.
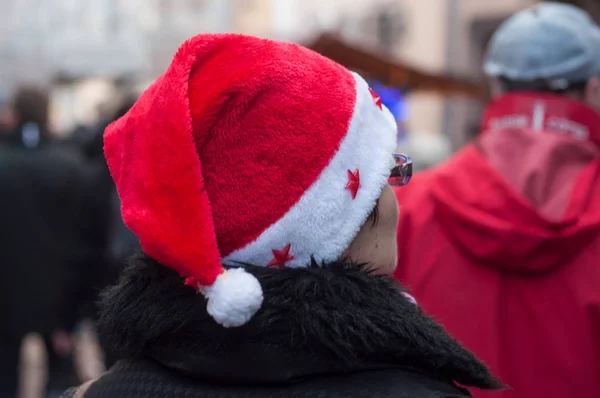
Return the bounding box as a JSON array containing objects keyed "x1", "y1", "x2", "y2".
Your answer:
[
  {"x1": 1, "y1": 2, "x2": 600, "y2": 398},
  {"x1": 0, "y1": 87, "x2": 138, "y2": 397}
]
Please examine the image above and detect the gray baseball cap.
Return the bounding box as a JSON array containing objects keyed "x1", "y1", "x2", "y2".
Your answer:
[{"x1": 484, "y1": 2, "x2": 600, "y2": 88}]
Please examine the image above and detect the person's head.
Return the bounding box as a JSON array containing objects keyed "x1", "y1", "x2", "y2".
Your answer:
[
  {"x1": 104, "y1": 34, "x2": 411, "y2": 328},
  {"x1": 484, "y1": 2, "x2": 600, "y2": 111},
  {"x1": 12, "y1": 86, "x2": 49, "y2": 128},
  {"x1": 6, "y1": 86, "x2": 50, "y2": 148}
]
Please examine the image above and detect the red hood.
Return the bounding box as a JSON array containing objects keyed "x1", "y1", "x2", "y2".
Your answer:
[
  {"x1": 430, "y1": 94, "x2": 600, "y2": 273},
  {"x1": 432, "y1": 146, "x2": 600, "y2": 273}
]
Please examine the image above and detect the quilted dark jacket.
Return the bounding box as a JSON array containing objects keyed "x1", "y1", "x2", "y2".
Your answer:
[
  {"x1": 62, "y1": 253, "x2": 503, "y2": 397},
  {"x1": 64, "y1": 359, "x2": 486, "y2": 397}
]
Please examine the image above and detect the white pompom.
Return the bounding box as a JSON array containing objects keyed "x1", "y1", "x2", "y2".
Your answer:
[{"x1": 201, "y1": 268, "x2": 263, "y2": 328}]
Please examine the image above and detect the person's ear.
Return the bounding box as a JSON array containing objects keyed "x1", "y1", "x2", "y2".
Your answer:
[{"x1": 584, "y1": 76, "x2": 600, "y2": 111}]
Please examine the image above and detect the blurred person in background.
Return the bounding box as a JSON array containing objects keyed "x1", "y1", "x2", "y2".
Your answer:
[
  {"x1": 0, "y1": 100, "x2": 16, "y2": 142},
  {"x1": 2, "y1": 87, "x2": 50, "y2": 149},
  {"x1": 73, "y1": 95, "x2": 139, "y2": 328},
  {"x1": 100, "y1": 98, "x2": 140, "y2": 270},
  {"x1": 394, "y1": 3, "x2": 600, "y2": 398},
  {"x1": 0, "y1": 86, "x2": 97, "y2": 397},
  {"x1": 73, "y1": 96, "x2": 139, "y2": 370},
  {"x1": 63, "y1": 34, "x2": 501, "y2": 398}
]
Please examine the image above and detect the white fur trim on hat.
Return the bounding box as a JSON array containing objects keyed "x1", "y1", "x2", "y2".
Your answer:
[
  {"x1": 201, "y1": 268, "x2": 263, "y2": 328},
  {"x1": 223, "y1": 73, "x2": 398, "y2": 267}
]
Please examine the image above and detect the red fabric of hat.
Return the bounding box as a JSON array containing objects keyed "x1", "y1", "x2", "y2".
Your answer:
[{"x1": 104, "y1": 34, "x2": 398, "y2": 327}]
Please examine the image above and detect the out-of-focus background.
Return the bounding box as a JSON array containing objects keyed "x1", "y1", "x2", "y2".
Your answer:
[
  {"x1": 5, "y1": 0, "x2": 592, "y2": 168},
  {"x1": 1, "y1": 1, "x2": 598, "y2": 397}
]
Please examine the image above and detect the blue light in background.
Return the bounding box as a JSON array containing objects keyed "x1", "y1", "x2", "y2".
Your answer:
[
  {"x1": 368, "y1": 80, "x2": 409, "y2": 122},
  {"x1": 368, "y1": 80, "x2": 410, "y2": 145}
]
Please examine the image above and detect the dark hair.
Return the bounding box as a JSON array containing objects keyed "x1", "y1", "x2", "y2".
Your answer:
[
  {"x1": 4, "y1": 86, "x2": 51, "y2": 148},
  {"x1": 498, "y1": 76, "x2": 588, "y2": 97},
  {"x1": 12, "y1": 86, "x2": 49, "y2": 129}
]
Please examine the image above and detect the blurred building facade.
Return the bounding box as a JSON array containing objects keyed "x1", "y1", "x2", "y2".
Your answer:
[
  {"x1": 0, "y1": 0, "x2": 236, "y2": 86},
  {"x1": 442, "y1": 0, "x2": 538, "y2": 149},
  {"x1": 0, "y1": 0, "x2": 235, "y2": 131},
  {"x1": 0, "y1": 0, "x2": 538, "y2": 146},
  {"x1": 239, "y1": 0, "x2": 539, "y2": 158},
  {"x1": 377, "y1": 0, "x2": 538, "y2": 152}
]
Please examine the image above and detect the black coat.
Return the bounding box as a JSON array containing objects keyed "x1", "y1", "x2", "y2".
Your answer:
[
  {"x1": 64, "y1": 253, "x2": 503, "y2": 397},
  {"x1": 0, "y1": 143, "x2": 87, "y2": 394}
]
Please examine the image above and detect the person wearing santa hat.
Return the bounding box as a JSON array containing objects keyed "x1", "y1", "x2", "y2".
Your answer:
[{"x1": 62, "y1": 34, "x2": 501, "y2": 397}]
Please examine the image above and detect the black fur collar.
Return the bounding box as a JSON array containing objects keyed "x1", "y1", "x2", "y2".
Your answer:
[{"x1": 98, "y1": 253, "x2": 501, "y2": 389}]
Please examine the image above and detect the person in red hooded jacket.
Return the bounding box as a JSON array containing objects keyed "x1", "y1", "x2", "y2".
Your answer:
[{"x1": 394, "y1": 3, "x2": 600, "y2": 398}]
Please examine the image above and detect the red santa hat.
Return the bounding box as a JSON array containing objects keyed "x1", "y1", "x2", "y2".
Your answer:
[{"x1": 104, "y1": 34, "x2": 398, "y2": 328}]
